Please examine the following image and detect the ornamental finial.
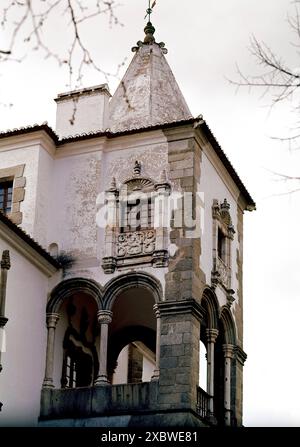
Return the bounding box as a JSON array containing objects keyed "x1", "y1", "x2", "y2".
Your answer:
[
  {"x1": 133, "y1": 160, "x2": 142, "y2": 176},
  {"x1": 1, "y1": 251, "x2": 10, "y2": 270}
]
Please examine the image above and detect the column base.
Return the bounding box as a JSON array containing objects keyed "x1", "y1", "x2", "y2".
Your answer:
[
  {"x1": 42, "y1": 379, "x2": 54, "y2": 388},
  {"x1": 151, "y1": 369, "x2": 160, "y2": 381},
  {"x1": 95, "y1": 375, "x2": 110, "y2": 386},
  {"x1": 207, "y1": 412, "x2": 218, "y2": 426},
  {"x1": 224, "y1": 409, "x2": 231, "y2": 426}
]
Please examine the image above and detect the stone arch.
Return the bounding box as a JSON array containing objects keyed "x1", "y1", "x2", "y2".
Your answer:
[
  {"x1": 107, "y1": 325, "x2": 156, "y2": 380},
  {"x1": 201, "y1": 287, "x2": 219, "y2": 330},
  {"x1": 47, "y1": 277, "x2": 103, "y2": 314},
  {"x1": 220, "y1": 306, "x2": 237, "y2": 345},
  {"x1": 103, "y1": 272, "x2": 163, "y2": 310}
]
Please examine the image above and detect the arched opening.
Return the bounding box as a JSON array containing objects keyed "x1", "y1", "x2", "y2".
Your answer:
[
  {"x1": 197, "y1": 288, "x2": 220, "y2": 421},
  {"x1": 53, "y1": 292, "x2": 100, "y2": 388},
  {"x1": 107, "y1": 287, "x2": 157, "y2": 384},
  {"x1": 199, "y1": 340, "x2": 207, "y2": 392},
  {"x1": 214, "y1": 321, "x2": 225, "y2": 425}
]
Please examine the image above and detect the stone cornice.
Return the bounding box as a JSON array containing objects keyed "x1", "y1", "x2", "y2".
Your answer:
[
  {"x1": 235, "y1": 345, "x2": 247, "y2": 365},
  {"x1": 55, "y1": 138, "x2": 105, "y2": 158},
  {"x1": 158, "y1": 299, "x2": 203, "y2": 321},
  {"x1": 0, "y1": 130, "x2": 56, "y2": 158},
  {"x1": 0, "y1": 119, "x2": 255, "y2": 208}
]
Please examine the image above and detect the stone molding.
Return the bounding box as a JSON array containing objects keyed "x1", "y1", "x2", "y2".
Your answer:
[
  {"x1": 46, "y1": 313, "x2": 60, "y2": 329},
  {"x1": 222, "y1": 344, "x2": 235, "y2": 359},
  {"x1": 206, "y1": 328, "x2": 219, "y2": 344},
  {"x1": 211, "y1": 198, "x2": 235, "y2": 292},
  {"x1": 97, "y1": 310, "x2": 113, "y2": 325},
  {"x1": 102, "y1": 161, "x2": 170, "y2": 273},
  {"x1": 235, "y1": 345, "x2": 247, "y2": 366},
  {"x1": 0, "y1": 164, "x2": 26, "y2": 225},
  {"x1": 158, "y1": 299, "x2": 203, "y2": 322}
]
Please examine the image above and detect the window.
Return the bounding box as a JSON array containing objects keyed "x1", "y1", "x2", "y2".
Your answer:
[
  {"x1": 120, "y1": 197, "x2": 153, "y2": 233},
  {"x1": 211, "y1": 199, "x2": 235, "y2": 291},
  {"x1": 0, "y1": 180, "x2": 13, "y2": 214},
  {"x1": 64, "y1": 355, "x2": 77, "y2": 388},
  {"x1": 102, "y1": 160, "x2": 170, "y2": 273},
  {"x1": 217, "y1": 227, "x2": 226, "y2": 263},
  {"x1": 61, "y1": 348, "x2": 93, "y2": 388}
]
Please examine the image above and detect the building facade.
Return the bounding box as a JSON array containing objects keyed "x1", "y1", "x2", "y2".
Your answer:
[{"x1": 0, "y1": 22, "x2": 255, "y2": 427}]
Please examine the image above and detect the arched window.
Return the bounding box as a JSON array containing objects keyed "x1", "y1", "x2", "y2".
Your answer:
[
  {"x1": 102, "y1": 160, "x2": 170, "y2": 273},
  {"x1": 212, "y1": 199, "x2": 235, "y2": 291},
  {"x1": 59, "y1": 299, "x2": 99, "y2": 389}
]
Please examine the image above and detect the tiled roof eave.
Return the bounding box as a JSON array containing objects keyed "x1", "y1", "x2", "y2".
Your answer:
[{"x1": 0, "y1": 211, "x2": 61, "y2": 269}]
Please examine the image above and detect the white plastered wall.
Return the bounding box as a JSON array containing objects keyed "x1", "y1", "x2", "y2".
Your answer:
[
  {"x1": 199, "y1": 149, "x2": 240, "y2": 312},
  {"x1": 0, "y1": 240, "x2": 49, "y2": 427}
]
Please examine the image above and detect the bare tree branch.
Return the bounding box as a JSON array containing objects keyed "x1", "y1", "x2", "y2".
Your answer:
[
  {"x1": 0, "y1": 1, "x2": 123, "y2": 90},
  {"x1": 230, "y1": 0, "x2": 300, "y2": 166}
]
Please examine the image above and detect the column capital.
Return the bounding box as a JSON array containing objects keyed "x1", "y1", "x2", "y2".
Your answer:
[
  {"x1": 97, "y1": 310, "x2": 113, "y2": 324},
  {"x1": 206, "y1": 328, "x2": 219, "y2": 343},
  {"x1": 46, "y1": 313, "x2": 60, "y2": 329},
  {"x1": 153, "y1": 304, "x2": 161, "y2": 318},
  {"x1": 1, "y1": 250, "x2": 10, "y2": 270},
  {"x1": 223, "y1": 344, "x2": 235, "y2": 359}
]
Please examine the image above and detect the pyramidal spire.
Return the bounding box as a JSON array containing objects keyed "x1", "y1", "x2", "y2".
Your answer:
[{"x1": 109, "y1": 6, "x2": 193, "y2": 133}]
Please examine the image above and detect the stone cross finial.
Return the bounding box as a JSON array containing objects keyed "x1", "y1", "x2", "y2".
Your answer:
[{"x1": 144, "y1": 1, "x2": 157, "y2": 23}]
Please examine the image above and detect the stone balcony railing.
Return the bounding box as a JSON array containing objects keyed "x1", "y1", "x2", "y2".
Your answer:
[
  {"x1": 40, "y1": 382, "x2": 159, "y2": 422},
  {"x1": 196, "y1": 387, "x2": 211, "y2": 420}
]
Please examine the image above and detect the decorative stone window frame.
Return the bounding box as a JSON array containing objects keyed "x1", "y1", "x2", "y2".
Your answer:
[
  {"x1": 102, "y1": 161, "x2": 171, "y2": 273},
  {"x1": 0, "y1": 164, "x2": 25, "y2": 225},
  {"x1": 211, "y1": 199, "x2": 235, "y2": 294}
]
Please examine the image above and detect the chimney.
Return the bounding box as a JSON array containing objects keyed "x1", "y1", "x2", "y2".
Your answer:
[{"x1": 55, "y1": 84, "x2": 111, "y2": 138}]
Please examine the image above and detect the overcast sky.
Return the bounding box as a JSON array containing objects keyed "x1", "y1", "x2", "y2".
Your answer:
[{"x1": 1, "y1": 0, "x2": 299, "y2": 427}]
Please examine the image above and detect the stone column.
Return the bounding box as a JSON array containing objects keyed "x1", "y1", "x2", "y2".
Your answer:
[
  {"x1": 95, "y1": 310, "x2": 113, "y2": 385},
  {"x1": 206, "y1": 328, "x2": 218, "y2": 417},
  {"x1": 151, "y1": 304, "x2": 161, "y2": 381},
  {"x1": 0, "y1": 250, "x2": 10, "y2": 318},
  {"x1": 0, "y1": 250, "x2": 11, "y2": 378},
  {"x1": 223, "y1": 344, "x2": 235, "y2": 426},
  {"x1": 153, "y1": 170, "x2": 171, "y2": 267},
  {"x1": 42, "y1": 313, "x2": 60, "y2": 388},
  {"x1": 101, "y1": 179, "x2": 118, "y2": 274}
]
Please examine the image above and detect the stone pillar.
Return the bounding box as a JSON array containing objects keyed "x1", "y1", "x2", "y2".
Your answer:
[
  {"x1": 95, "y1": 310, "x2": 113, "y2": 385},
  {"x1": 0, "y1": 251, "x2": 10, "y2": 412},
  {"x1": 42, "y1": 313, "x2": 60, "y2": 388},
  {"x1": 206, "y1": 328, "x2": 218, "y2": 417},
  {"x1": 151, "y1": 304, "x2": 161, "y2": 381},
  {"x1": 0, "y1": 251, "x2": 11, "y2": 374},
  {"x1": 223, "y1": 344, "x2": 235, "y2": 426},
  {"x1": 158, "y1": 300, "x2": 203, "y2": 422},
  {"x1": 101, "y1": 179, "x2": 118, "y2": 274},
  {"x1": 0, "y1": 250, "x2": 10, "y2": 318}
]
